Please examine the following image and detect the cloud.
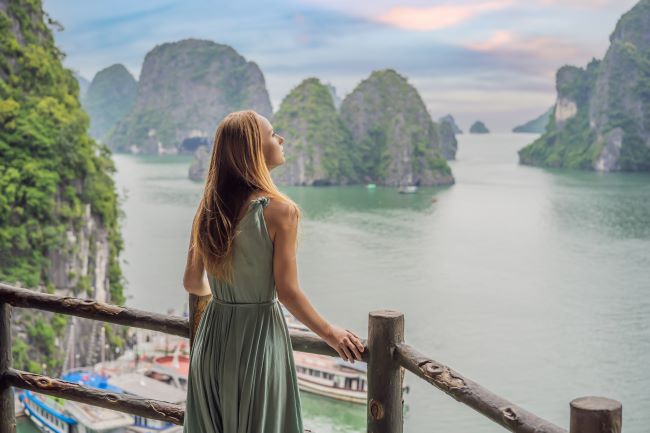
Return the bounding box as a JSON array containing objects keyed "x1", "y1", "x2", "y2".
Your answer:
[
  {"x1": 466, "y1": 30, "x2": 592, "y2": 68},
  {"x1": 374, "y1": 0, "x2": 515, "y2": 31}
]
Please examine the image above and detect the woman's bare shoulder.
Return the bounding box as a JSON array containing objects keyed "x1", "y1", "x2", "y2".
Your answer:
[{"x1": 264, "y1": 196, "x2": 298, "y2": 231}]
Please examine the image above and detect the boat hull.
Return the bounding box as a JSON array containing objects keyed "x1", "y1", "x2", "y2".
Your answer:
[{"x1": 297, "y1": 377, "x2": 366, "y2": 405}]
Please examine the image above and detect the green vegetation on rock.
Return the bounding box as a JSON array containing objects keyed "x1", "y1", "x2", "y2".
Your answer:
[
  {"x1": 0, "y1": 0, "x2": 125, "y2": 372},
  {"x1": 108, "y1": 39, "x2": 272, "y2": 154},
  {"x1": 519, "y1": 0, "x2": 650, "y2": 171},
  {"x1": 271, "y1": 78, "x2": 354, "y2": 185},
  {"x1": 339, "y1": 69, "x2": 454, "y2": 186},
  {"x1": 82, "y1": 63, "x2": 137, "y2": 142}
]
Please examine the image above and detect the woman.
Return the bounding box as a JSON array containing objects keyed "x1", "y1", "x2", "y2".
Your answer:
[{"x1": 182, "y1": 110, "x2": 365, "y2": 433}]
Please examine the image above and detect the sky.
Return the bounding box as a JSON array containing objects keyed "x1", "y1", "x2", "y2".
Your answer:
[{"x1": 43, "y1": 0, "x2": 639, "y2": 132}]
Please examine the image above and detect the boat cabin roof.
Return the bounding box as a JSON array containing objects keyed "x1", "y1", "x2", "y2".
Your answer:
[{"x1": 108, "y1": 373, "x2": 187, "y2": 403}]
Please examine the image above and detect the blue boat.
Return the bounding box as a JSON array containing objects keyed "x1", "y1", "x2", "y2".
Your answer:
[
  {"x1": 19, "y1": 367, "x2": 186, "y2": 433},
  {"x1": 18, "y1": 381, "x2": 132, "y2": 433}
]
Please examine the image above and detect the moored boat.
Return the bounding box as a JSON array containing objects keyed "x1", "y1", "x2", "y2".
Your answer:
[
  {"x1": 294, "y1": 352, "x2": 368, "y2": 404},
  {"x1": 398, "y1": 185, "x2": 418, "y2": 194},
  {"x1": 143, "y1": 351, "x2": 190, "y2": 391},
  {"x1": 108, "y1": 373, "x2": 186, "y2": 433},
  {"x1": 280, "y1": 306, "x2": 406, "y2": 405},
  {"x1": 19, "y1": 387, "x2": 133, "y2": 433}
]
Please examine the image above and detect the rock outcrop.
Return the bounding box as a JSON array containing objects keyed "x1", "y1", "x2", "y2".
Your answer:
[
  {"x1": 469, "y1": 121, "x2": 490, "y2": 134},
  {"x1": 339, "y1": 69, "x2": 454, "y2": 186},
  {"x1": 83, "y1": 64, "x2": 138, "y2": 141},
  {"x1": 0, "y1": 0, "x2": 125, "y2": 374},
  {"x1": 270, "y1": 78, "x2": 353, "y2": 185},
  {"x1": 108, "y1": 39, "x2": 272, "y2": 154},
  {"x1": 189, "y1": 145, "x2": 211, "y2": 181},
  {"x1": 519, "y1": 0, "x2": 650, "y2": 171},
  {"x1": 439, "y1": 114, "x2": 463, "y2": 134}
]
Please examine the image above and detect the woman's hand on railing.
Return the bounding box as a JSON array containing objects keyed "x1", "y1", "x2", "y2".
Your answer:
[{"x1": 324, "y1": 324, "x2": 365, "y2": 363}]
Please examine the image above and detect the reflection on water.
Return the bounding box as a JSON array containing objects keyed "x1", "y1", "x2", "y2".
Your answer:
[
  {"x1": 548, "y1": 170, "x2": 650, "y2": 239},
  {"x1": 107, "y1": 133, "x2": 650, "y2": 433},
  {"x1": 299, "y1": 390, "x2": 411, "y2": 433},
  {"x1": 300, "y1": 392, "x2": 365, "y2": 432}
]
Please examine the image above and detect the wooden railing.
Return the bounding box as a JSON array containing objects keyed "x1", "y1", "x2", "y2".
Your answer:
[{"x1": 0, "y1": 283, "x2": 622, "y2": 433}]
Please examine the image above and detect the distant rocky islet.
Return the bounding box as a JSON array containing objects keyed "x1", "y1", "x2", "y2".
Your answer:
[{"x1": 469, "y1": 121, "x2": 490, "y2": 134}]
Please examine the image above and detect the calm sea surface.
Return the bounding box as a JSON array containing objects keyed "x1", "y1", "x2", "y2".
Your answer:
[{"x1": 23, "y1": 133, "x2": 649, "y2": 432}]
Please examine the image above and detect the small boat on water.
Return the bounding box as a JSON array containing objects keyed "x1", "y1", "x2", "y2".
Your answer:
[{"x1": 398, "y1": 185, "x2": 418, "y2": 194}]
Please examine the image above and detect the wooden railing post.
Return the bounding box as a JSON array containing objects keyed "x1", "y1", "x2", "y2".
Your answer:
[
  {"x1": 0, "y1": 302, "x2": 15, "y2": 433},
  {"x1": 570, "y1": 396, "x2": 622, "y2": 433},
  {"x1": 367, "y1": 310, "x2": 405, "y2": 433}
]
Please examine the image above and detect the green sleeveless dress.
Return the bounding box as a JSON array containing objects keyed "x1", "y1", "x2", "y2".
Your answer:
[{"x1": 183, "y1": 196, "x2": 304, "y2": 433}]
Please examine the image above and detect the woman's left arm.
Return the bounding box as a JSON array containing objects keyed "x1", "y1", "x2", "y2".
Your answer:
[{"x1": 183, "y1": 236, "x2": 211, "y2": 296}]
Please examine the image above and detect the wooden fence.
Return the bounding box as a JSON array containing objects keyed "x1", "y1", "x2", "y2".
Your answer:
[{"x1": 0, "y1": 283, "x2": 622, "y2": 433}]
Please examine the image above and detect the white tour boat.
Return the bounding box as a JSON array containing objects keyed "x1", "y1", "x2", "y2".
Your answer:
[{"x1": 280, "y1": 306, "x2": 397, "y2": 405}]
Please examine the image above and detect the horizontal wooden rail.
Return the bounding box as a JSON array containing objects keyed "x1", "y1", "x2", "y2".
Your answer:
[
  {"x1": 0, "y1": 284, "x2": 188, "y2": 337},
  {"x1": 0, "y1": 283, "x2": 366, "y2": 359},
  {"x1": 395, "y1": 342, "x2": 567, "y2": 433},
  {"x1": 1, "y1": 283, "x2": 622, "y2": 433},
  {"x1": 4, "y1": 368, "x2": 184, "y2": 424}
]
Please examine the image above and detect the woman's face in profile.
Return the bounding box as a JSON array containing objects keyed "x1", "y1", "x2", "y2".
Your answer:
[{"x1": 257, "y1": 114, "x2": 285, "y2": 170}]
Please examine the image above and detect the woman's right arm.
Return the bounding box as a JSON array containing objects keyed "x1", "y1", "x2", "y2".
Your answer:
[{"x1": 267, "y1": 200, "x2": 364, "y2": 363}]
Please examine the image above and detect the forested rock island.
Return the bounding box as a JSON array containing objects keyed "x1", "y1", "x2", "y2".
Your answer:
[{"x1": 519, "y1": 0, "x2": 650, "y2": 171}]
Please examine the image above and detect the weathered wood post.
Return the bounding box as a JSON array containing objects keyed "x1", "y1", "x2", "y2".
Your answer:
[
  {"x1": 570, "y1": 396, "x2": 622, "y2": 433},
  {"x1": 188, "y1": 294, "x2": 212, "y2": 349},
  {"x1": 367, "y1": 310, "x2": 405, "y2": 433},
  {"x1": 0, "y1": 302, "x2": 15, "y2": 433}
]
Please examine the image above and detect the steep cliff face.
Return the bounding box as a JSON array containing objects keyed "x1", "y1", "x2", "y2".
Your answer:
[
  {"x1": 83, "y1": 64, "x2": 137, "y2": 142},
  {"x1": 519, "y1": 0, "x2": 650, "y2": 171},
  {"x1": 0, "y1": 0, "x2": 125, "y2": 373},
  {"x1": 513, "y1": 107, "x2": 553, "y2": 133},
  {"x1": 339, "y1": 69, "x2": 454, "y2": 186},
  {"x1": 108, "y1": 39, "x2": 273, "y2": 154},
  {"x1": 438, "y1": 121, "x2": 458, "y2": 160},
  {"x1": 271, "y1": 78, "x2": 353, "y2": 185}
]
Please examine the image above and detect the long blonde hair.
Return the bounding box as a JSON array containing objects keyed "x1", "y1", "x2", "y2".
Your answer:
[{"x1": 191, "y1": 110, "x2": 300, "y2": 283}]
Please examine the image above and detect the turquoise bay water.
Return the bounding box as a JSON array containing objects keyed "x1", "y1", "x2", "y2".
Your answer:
[{"x1": 106, "y1": 133, "x2": 649, "y2": 433}]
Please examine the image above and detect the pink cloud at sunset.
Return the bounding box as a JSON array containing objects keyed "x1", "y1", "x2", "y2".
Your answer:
[
  {"x1": 467, "y1": 30, "x2": 593, "y2": 65},
  {"x1": 374, "y1": 0, "x2": 515, "y2": 31}
]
